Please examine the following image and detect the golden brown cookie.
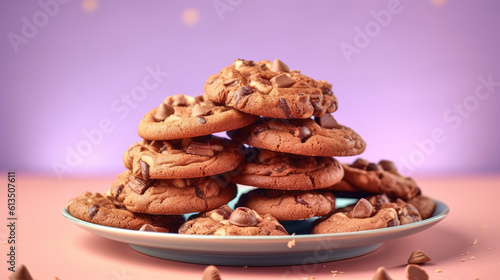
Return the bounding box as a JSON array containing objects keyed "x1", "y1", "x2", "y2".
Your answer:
[
  {"x1": 123, "y1": 135, "x2": 245, "y2": 179},
  {"x1": 178, "y1": 206, "x2": 289, "y2": 236},
  {"x1": 228, "y1": 149, "x2": 344, "y2": 190},
  {"x1": 236, "y1": 188, "x2": 336, "y2": 221},
  {"x1": 205, "y1": 58, "x2": 338, "y2": 119},
  {"x1": 137, "y1": 94, "x2": 258, "y2": 140},
  {"x1": 108, "y1": 171, "x2": 238, "y2": 215},
  {"x1": 66, "y1": 192, "x2": 185, "y2": 232},
  {"x1": 227, "y1": 114, "x2": 366, "y2": 157}
]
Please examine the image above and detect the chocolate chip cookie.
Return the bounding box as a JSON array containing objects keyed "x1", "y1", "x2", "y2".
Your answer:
[
  {"x1": 330, "y1": 158, "x2": 420, "y2": 200},
  {"x1": 228, "y1": 149, "x2": 344, "y2": 190},
  {"x1": 66, "y1": 192, "x2": 185, "y2": 232},
  {"x1": 123, "y1": 135, "x2": 245, "y2": 179},
  {"x1": 227, "y1": 114, "x2": 366, "y2": 157},
  {"x1": 137, "y1": 94, "x2": 258, "y2": 140},
  {"x1": 236, "y1": 188, "x2": 336, "y2": 221},
  {"x1": 204, "y1": 59, "x2": 338, "y2": 119},
  {"x1": 108, "y1": 171, "x2": 238, "y2": 215},
  {"x1": 178, "y1": 206, "x2": 289, "y2": 236}
]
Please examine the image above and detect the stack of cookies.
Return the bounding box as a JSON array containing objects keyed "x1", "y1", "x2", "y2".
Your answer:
[{"x1": 66, "y1": 58, "x2": 436, "y2": 236}]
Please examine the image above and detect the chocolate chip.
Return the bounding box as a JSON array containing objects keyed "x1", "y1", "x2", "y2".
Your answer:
[
  {"x1": 88, "y1": 204, "x2": 99, "y2": 219},
  {"x1": 315, "y1": 114, "x2": 339, "y2": 129},
  {"x1": 366, "y1": 163, "x2": 379, "y2": 171},
  {"x1": 235, "y1": 84, "x2": 253, "y2": 101},
  {"x1": 115, "y1": 184, "x2": 124, "y2": 200},
  {"x1": 202, "y1": 265, "x2": 222, "y2": 280},
  {"x1": 8, "y1": 264, "x2": 33, "y2": 280},
  {"x1": 295, "y1": 195, "x2": 309, "y2": 206},
  {"x1": 139, "y1": 224, "x2": 159, "y2": 232},
  {"x1": 297, "y1": 126, "x2": 312, "y2": 142},
  {"x1": 214, "y1": 207, "x2": 232, "y2": 220},
  {"x1": 270, "y1": 59, "x2": 290, "y2": 72},
  {"x1": 405, "y1": 264, "x2": 429, "y2": 280},
  {"x1": 223, "y1": 78, "x2": 239, "y2": 86},
  {"x1": 229, "y1": 207, "x2": 258, "y2": 227},
  {"x1": 128, "y1": 178, "x2": 155, "y2": 195},
  {"x1": 278, "y1": 98, "x2": 291, "y2": 118},
  {"x1": 185, "y1": 142, "x2": 215, "y2": 157},
  {"x1": 139, "y1": 160, "x2": 150, "y2": 180},
  {"x1": 197, "y1": 116, "x2": 207, "y2": 124},
  {"x1": 178, "y1": 220, "x2": 195, "y2": 234},
  {"x1": 387, "y1": 217, "x2": 400, "y2": 227},
  {"x1": 351, "y1": 158, "x2": 370, "y2": 169},
  {"x1": 270, "y1": 73, "x2": 295, "y2": 88},
  {"x1": 378, "y1": 160, "x2": 398, "y2": 172},
  {"x1": 321, "y1": 85, "x2": 334, "y2": 96},
  {"x1": 352, "y1": 198, "x2": 373, "y2": 219},
  {"x1": 171, "y1": 95, "x2": 188, "y2": 106},
  {"x1": 192, "y1": 104, "x2": 212, "y2": 117},
  {"x1": 154, "y1": 103, "x2": 175, "y2": 121}
]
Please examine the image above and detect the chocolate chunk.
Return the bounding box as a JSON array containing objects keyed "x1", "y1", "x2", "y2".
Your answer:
[
  {"x1": 405, "y1": 264, "x2": 429, "y2": 280},
  {"x1": 214, "y1": 206, "x2": 232, "y2": 220},
  {"x1": 372, "y1": 267, "x2": 393, "y2": 280},
  {"x1": 139, "y1": 160, "x2": 150, "y2": 180},
  {"x1": 295, "y1": 195, "x2": 309, "y2": 206},
  {"x1": 115, "y1": 184, "x2": 124, "y2": 200},
  {"x1": 154, "y1": 103, "x2": 175, "y2": 121},
  {"x1": 270, "y1": 73, "x2": 295, "y2": 88},
  {"x1": 351, "y1": 158, "x2": 370, "y2": 169},
  {"x1": 352, "y1": 198, "x2": 373, "y2": 218},
  {"x1": 88, "y1": 204, "x2": 100, "y2": 219},
  {"x1": 235, "y1": 84, "x2": 253, "y2": 101},
  {"x1": 171, "y1": 95, "x2": 188, "y2": 106},
  {"x1": 229, "y1": 207, "x2": 258, "y2": 227},
  {"x1": 270, "y1": 59, "x2": 290, "y2": 72},
  {"x1": 366, "y1": 163, "x2": 379, "y2": 171},
  {"x1": 139, "y1": 224, "x2": 159, "y2": 232},
  {"x1": 202, "y1": 265, "x2": 222, "y2": 280},
  {"x1": 297, "y1": 126, "x2": 312, "y2": 141},
  {"x1": 128, "y1": 178, "x2": 155, "y2": 195},
  {"x1": 223, "y1": 78, "x2": 239, "y2": 86},
  {"x1": 186, "y1": 142, "x2": 215, "y2": 157},
  {"x1": 315, "y1": 114, "x2": 339, "y2": 129},
  {"x1": 386, "y1": 216, "x2": 400, "y2": 227},
  {"x1": 8, "y1": 264, "x2": 33, "y2": 280},
  {"x1": 321, "y1": 85, "x2": 334, "y2": 96},
  {"x1": 197, "y1": 116, "x2": 207, "y2": 124},
  {"x1": 178, "y1": 220, "x2": 195, "y2": 234},
  {"x1": 378, "y1": 160, "x2": 398, "y2": 172},
  {"x1": 278, "y1": 97, "x2": 291, "y2": 118},
  {"x1": 192, "y1": 104, "x2": 212, "y2": 117}
]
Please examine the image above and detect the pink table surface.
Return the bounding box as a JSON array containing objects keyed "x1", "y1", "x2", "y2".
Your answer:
[{"x1": 1, "y1": 174, "x2": 500, "y2": 280}]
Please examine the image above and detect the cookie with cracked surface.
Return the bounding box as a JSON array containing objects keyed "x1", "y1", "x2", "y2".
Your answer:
[
  {"x1": 178, "y1": 206, "x2": 289, "y2": 236},
  {"x1": 227, "y1": 114, "x2": 366, "y2": 157},
  {"x1": 108, "y1": 170, "x2": 238, "y2": 215},
  {"x1": 236, "y1": 188, "x2": 336, "y2": 221},
  {"x1": 123, "y1": 135, "x2": 245, "y2": 179},
  {"x1": 65, "y1": 191, "x2": 185, "y2": 232},
  {"x1": 329, "y1": 158, "x2": 420, "y2": 200},
  {"x1": 229, "y1": 149, "x2": 344, "y2": 190},
  {"x1": 137, "y1": 94, "x2": 258, "y2": 140},
  {"x1": 204, "y1": 58, "x2": 338, "y2": 119}
]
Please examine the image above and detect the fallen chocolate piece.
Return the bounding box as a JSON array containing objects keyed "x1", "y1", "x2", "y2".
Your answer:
[
  {"x1": 270, "y1": 59, "x2": 290, "y2": 72},
  {"x1": 352, "y1": 198, "x2": 373, "y2": 218},
  {"x1": 407, "y1": 250, "x2": 432, "y2": 264},
  {"x1": 405, "y1": 264, "x2": 429, "y2": 280},
  {"x1": 202, "y1": 265, "x2": 222, "y2": 280},
  {"x1": 315, "y1": 113, "x2": 339, "y2": 129},
  {"x1": 372, "y1": 266, "x2": 393, "y2": 280},
  {"x1": 154, "y1": 103, "x2": 175, "y2": 121},
  {"x1": 88, "y1": 204, "x2": 100, "y2": 219},
  {"x1": 9, "y1": 264, "x2": 33, "y2": 280},
  {"x1": 139, "y1": 160, "x2": 150, "y2": 180},
  {"x1": 229, "y1": 207, "x2": 258, "y2": 227},
  {"x1": 270, "y1": 73, "x2": 295, "y2": 88}
]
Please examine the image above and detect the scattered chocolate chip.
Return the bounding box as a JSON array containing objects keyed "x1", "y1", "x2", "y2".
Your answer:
[
  {"x1": 186, "y1": 142, "x2": 215, "y2": 157},
  {"x1": 366, "y1": 163, "x2": 379, "y2": 171},
  {"x1": 315, "y1": 113, "x2": 339, "y2": 129},
  {"x1": 202, "y1": 265, "x2": 222, "y2": 280},
  {"x1": 229, "y1": 207, "x2": 258, "y2": 227},
  {"x1": 88, "y1": 204, "x2": 100, "y2": 219},
  {"x1": 115, "y1": 184, "x2": 124, "y2": 200},
  {"x1": 270, "y1": 73, "x2": 295, "y2": 88},
  {"x1": 408, "y1": 250, "x2": 432, "y2": 264},
  {"x1": 8, "y1": 264, "x2": 33, "y2": 280},
  {"x1": 405, "y1": 264, "x2": 429, "y2": 280},
  {"x1": 378, "y1": 160, "x2": 398, "y2": 172},
  {"x1": 295, "y1": 195, "x2": 309, "y2": 206},
  {"x1": 139, "y1": 224, "x2": 159, "y2": 232},
  {"x1": 297, "y1": 126, "x2": 312, "y2": 142},
  {"x1": 278, "y1": 97, "x2": 291, "y2": 118},
  {"x1": 197, "y1": 116, "x2": 207, "y2": 124},
  {"x1": 372, "y1": 266, "x2": 393, "y2": 280},
  {"x1": 154, "y1": 103, "x2": 175, "y2": 121},
  {"x1": 139, "y1": 160, "x2": 150, "y2": 180},
  {"x1": 128, "y1": 178, "x2": 155, "y2": 195},
  {"x1": 270, "y1": 59, "x2": 290, "y2": 72},
  {"x1": 352, "y1": 198, "x2": 373, "y2": 218}
]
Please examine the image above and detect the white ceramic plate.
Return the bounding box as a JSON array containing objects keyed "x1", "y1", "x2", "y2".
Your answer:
[{"x1": 62, "y1": 197, "x2": 449, "y2": 266}]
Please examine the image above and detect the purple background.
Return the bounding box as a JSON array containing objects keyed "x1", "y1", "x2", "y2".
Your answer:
[{"x1": 1, "y1": 0, "x2": 499, "y2": 179}]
